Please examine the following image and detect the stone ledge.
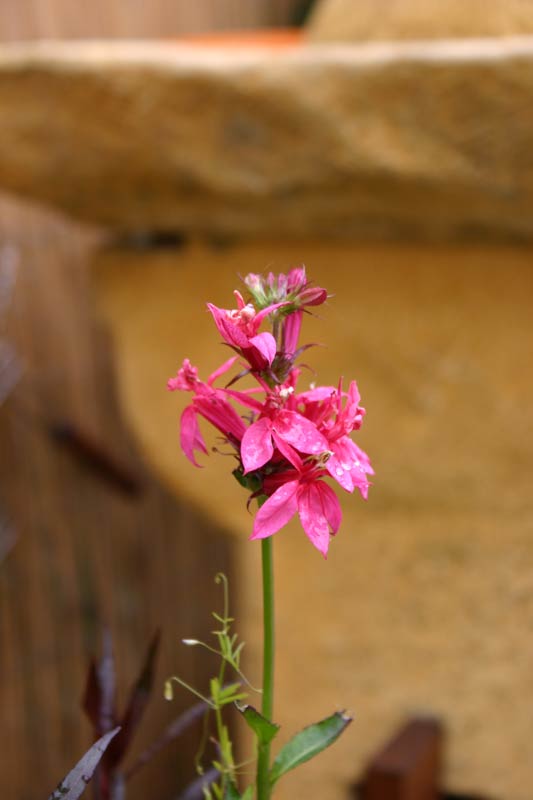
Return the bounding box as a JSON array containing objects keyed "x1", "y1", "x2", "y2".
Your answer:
[{"x1": 1, "y1": 38, "x2": 533, "y2": 239}]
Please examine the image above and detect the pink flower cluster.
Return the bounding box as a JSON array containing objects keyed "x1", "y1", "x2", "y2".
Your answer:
[{"x1": 168, "y1": 267, "x2": 373, "y2": 557}]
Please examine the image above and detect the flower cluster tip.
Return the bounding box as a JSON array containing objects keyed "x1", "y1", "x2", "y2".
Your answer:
[{"x1": 168, "y1": 266, "x2": 373, "y2": 557}]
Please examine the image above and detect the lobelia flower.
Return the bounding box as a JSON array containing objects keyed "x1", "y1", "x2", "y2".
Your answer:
[
  {"x1": 251, "y1": 451, "x2": 341, "y2": 558},
  {"x1": 168, "y1": 267, "x2": 372, "y2": 557},
  {"x1": 295, "y1": 380, "x2": 374, "y2": 497},
  {"x1": 167, "y1": 357, "x2": 246, "y2": 467},
  {"x1": 207, "y1": 291, "x2": 287, "y2": 371}
]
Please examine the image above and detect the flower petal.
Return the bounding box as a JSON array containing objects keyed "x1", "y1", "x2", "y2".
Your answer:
[
  {"x1": 249, "y1": 332, "x2": 277, "y2": 366},
  {"x1": 206, "y1": 303, "x2": 249, "y2": 348},
  {"x1": 241, "y1": 417, "x2": 274, "y2": 473},
  {"x1": 316, "y1": 481, "x2": 342, "y2": 534},
  {"x1": 180, "y1": 405, "x2": 207, "y2": 467},
  {"x1": 207, "y1": 356, "x2": 240, "y2": 386},
  {"x1": 271, "y1": 431, "x2": 304, "y2": 471},
  {"x1": 297, "y1": 482, "x2": 332, "y2": 558},
  {"x1": 194, "y1": 395, "x2": 246, "y2": 442},
  {"x1": 326, "y1": 451, "x2": 354, "y2": 492},
  {"x1": 250, "y1": 481, "x2": 299, "y2": 540},
  {"x1": 274, "y1": 410, "x2": 329, "y2": 455}
]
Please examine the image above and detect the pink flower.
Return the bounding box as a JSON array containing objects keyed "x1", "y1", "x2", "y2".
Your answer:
[
  {"x1": 168, "y1": 358, "x2": 246, "y2": 466},
  {"x1": 241, "y1": 408, "x2": 329, "y2": 474},
  {"x1": 168, "y1": 269, "x2": 373, "y2": 556},
  {"x1": 207, "y1": 291, "x2": 285, "y2": 371},
  {"x1": 296, "y1": 380, "x2": 373, "y2": 496},
  {"x1": 250, "y1": 467, "x2": 342, "y2": 558}
]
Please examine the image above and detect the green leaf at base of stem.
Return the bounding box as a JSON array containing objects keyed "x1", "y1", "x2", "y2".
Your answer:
[
  {"x1": 269, "y1": 711, "x2": 352, "y2": 786},
  {"x1": 237, "y1": 704, "x2": 280, "y2": 746}
]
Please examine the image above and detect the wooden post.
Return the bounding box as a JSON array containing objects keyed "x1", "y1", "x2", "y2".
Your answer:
[{"x1": 359, "y1": 717, "x2": 444, "y2": 800}]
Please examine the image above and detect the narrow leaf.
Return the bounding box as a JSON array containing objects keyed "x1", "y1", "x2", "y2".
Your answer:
[
  {"x1": 176, "y1": 767, "x2": 219, "y2": 800},
  {"x1": 97, "y1": 628, "x2": 116, "y2": 735},
  {"x1": 81, "y1": 659, "x2": 100, "y2": 730},
  {"x1": 107, "y1": 630, "x2": 160, "y2": 767},
  {"x1": 47, "y1": 727, "x2": 120, "y2": 800},
  {"x1": 237, "y1": 704, "x2": 279, "y2": 746},
  {"x1": 269, "y1": 711, "x2": 352, "y2": 786}
]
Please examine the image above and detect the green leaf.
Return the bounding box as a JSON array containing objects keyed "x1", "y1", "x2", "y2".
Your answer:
[
  {"x1": 218, "y1": 682, "x2": 243, "y2": 701},
  {"x1": 269, "y1": 711, "x2": 352, "y2": 786},
  {"x1": 237, "y1": 704, "x2": 280, "y2": 746},
  {"x1": 223, "y1": 783, "x2": 252, "y2": 800}
]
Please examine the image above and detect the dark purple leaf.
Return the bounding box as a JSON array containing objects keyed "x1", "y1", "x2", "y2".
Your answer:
[
  {"x1": 82, "y1": 659, "x2": 101, "y2": 732},
  {"x1": 176, "y1": 767, "x2": 219, "y2": 800},
  {"x1": 83, "y1": 630, "x2": 117, "y2": 740},
  {"x1": 47, "y1": 727, "x2": 120, "y2": 800},
  {"x1": 97, "y1": 629, "x2": 117, "y2": 735},
  {"x1": 106, "y1": 631, "x2": 160, "y2": 768}
]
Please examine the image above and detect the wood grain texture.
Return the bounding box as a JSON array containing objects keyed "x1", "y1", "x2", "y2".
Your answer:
[
  {"x1": 0, "y1": 5, "x2": 301, "y2": 799},
  {"x1": 0, "y1": 0, "x2": 301, "y2": 41},
  {"x1": 0, "y1": 197, "x2": 236, "y2": 800}
]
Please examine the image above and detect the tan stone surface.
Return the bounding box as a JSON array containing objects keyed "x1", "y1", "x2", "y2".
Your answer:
[
  {"x1": 308, "y1": 0, "x2": 533, "y2": 42},
  {"x1": 93, "y1": 239, "x2": 533, "y2": 800},
  {"x1": 3, "y1": 39, "x2": 533, "y2": 240}
]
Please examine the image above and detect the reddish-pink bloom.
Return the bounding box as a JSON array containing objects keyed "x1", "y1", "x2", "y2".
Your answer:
[
  {"x1": 295, "y1": 380, "x2": 373, "y2": 496},
  {"x1": 251, "y1": 467, "x2": 342, "y2": 558},
  {"x1": 168, "y1": 358, "x2": 246, "y2": 466},
  {"x1": 168, "y1": 268, "x2": 373, "y2": 556},
  {"x1": 207, "y1": 291, "x2": 286, "y2": 371},
  {"x1": 241, "y1": 408, "x2": 328, "y2": 474}
]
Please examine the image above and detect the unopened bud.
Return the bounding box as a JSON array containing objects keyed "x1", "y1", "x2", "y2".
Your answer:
[{"x1": 164, "y1": 680, "x2": 174, "y2": 701}]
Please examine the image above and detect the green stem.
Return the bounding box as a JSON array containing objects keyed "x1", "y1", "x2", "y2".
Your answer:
[{"x1": 257, "y1": 535, "x2": 275, "y2": 800}]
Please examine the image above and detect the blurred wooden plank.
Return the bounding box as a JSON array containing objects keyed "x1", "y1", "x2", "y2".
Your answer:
[
  {"x1": 360, "y1": 718, "x2": 443, "y2": 800},
  {"x1": 0, "y1": 196, "x2": 235, "y2": 800},
  {"x1": 0, "y1": 0, "x2": 303, "y2": 41}
]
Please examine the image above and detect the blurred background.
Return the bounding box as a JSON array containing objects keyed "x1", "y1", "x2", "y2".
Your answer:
[{"x1": 1, "y1": 2, "x2": 532, "y2": 800}]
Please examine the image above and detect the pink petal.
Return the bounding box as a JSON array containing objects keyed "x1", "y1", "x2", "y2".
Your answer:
[
  {"x1": 250, "y1": 481, "x2": 299, "y2": 540},
  {"x1": 207, "y1": 356, "x2": 239, "y2": 386},
  {"x1": 206, "y1": 303, "x2": 248, "y2": 349},
  {"x1": 271, "y1": 431, "x2": 304, "y2": 471},
  {"x1": 356, "y1": 481, "x2": 371, "y2": 500},
  {"x1": 347, "y1": 380, "x2": 361, "y2": 407},
  {"x1": 351, "y1": 442, "x2": 375, "y2": 476},
  {"x1": 297, "y1": 483, "x2": 332, "y2": 557},
  {"x1": 194, "y1": 395, "x2": 246, "y2": 442},
  {"x1": 241, "y1": 417, "x2": 274, "y2": 473},
  {"x1": 316, "y1": 481, "x2": 342, "y2": 534},
  {"x1": 253, "y1": 301, "x2": 289, "y2": 328},
  {"x1": 233, "y1": 290, "x2": 246, "y2": 309},
  {"x1": 282, "y1": 311, "x2": 302, "y2": 354},
  {"x1": 297, "y1": 386, "x2": 336, "y2": 403},
  {"x1": 249, "y1": 332, "x2": 277, "y2": 366},
  {"x1": 326, "y1": 437, "x2": 359, "y2": 492},
  {"x1": 326, "y1": 452, "x2": 354, "y2": 492},
  {"x1": 273, "y1": 410, "x2": 329, "y2": 455},
  {"x1": 287, "y1": 265, "x2": 306, "y2": 292},
  {"x1": 180, "y1": 405, "x2": 207, "y2": 467},
  {"x1": 299, "y1": 286, "x2": 327, "y2": 306},
  {"x1": 222, "y1": 387, "x2": 264, "y2": 412}
]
